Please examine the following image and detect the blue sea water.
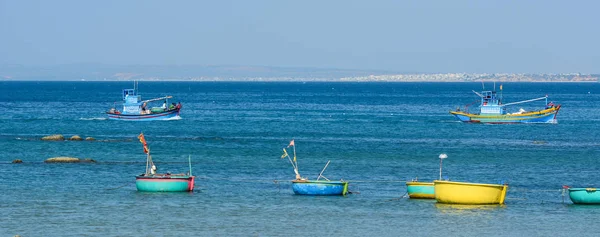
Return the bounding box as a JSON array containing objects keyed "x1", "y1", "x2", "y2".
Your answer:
[{"x1": 0, "y1": 81, "x2": 599, "y2": 236}]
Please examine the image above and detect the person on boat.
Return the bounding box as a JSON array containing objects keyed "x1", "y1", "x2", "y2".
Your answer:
[
  {"x1": 141, "y1": 102, "x2": 148, "y2": 114},
  {"x1": 169, "y1": 103, "x2": 176, "y2": 110},
  {"x1": 176, "y1": 102, "x2": 181, "y2": 109},
  {"x1": 161, "y1": 100, "x2": 167, "y2": 110},
  {"x1": 546, "y1": 102, "x2": 555, "y2": 109}
]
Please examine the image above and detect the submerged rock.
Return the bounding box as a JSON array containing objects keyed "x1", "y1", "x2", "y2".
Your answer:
[
  {"x1": 41, "y1": 134, "x2": 65, "y2": 141},
  {"x1": 81, "y1": 158, "x2": 97, "y2": 163},
  {"x1": 69, "y1": 135, "x2": 83, "y2": 141},
  {"x1": 85, "y1": 137, "x2": 95, "y2": 141},
  {"x1": 12, "y1": 159, "x2": 23, "y2": 164},
  {"x1": 45, "y1": 157, "x2": 81, "y2": 163}
]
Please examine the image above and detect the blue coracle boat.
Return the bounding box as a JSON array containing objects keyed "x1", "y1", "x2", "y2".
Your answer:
[
  {"x1": 449, "y1": 84, "x2": 560, "y2": 124},
  {"x1": 281, "y1": 140, "x2": 349, "y2": 196},
  {"x1": 106, "y1": 82, "x2": 181, "y2": 121},
  {"x1": 568, "y1": 188, "x2": 600, "y2": 204},
  {"x1": 292, "y1": 180, "x2": 349, "y2": 196}
]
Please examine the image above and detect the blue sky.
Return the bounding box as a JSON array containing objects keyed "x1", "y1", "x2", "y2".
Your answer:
[{"x1": 1, "y1": 0, "x2": 598, "y2": 73}]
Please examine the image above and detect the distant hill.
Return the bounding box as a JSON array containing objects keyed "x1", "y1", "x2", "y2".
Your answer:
[{"x1": 0, "y1": 64, "x2": 401, "y2": 81}]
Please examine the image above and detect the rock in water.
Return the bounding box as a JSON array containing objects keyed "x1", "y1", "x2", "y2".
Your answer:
[
  {"x1": 85, "y1": 137, "x2": 96, "y2": 141},
  {"x1": 41, "y1": 134, "x2": 65, "y2": 141},
  {"x1": 12, "y1": 159, "x2": 23, "y2": 164},
  {"x1": 70, "y1": 135, "x2": 83, "y2": 141},
  {"x1": 45, "y1": 157, "x2": 81, "y2": 163}
]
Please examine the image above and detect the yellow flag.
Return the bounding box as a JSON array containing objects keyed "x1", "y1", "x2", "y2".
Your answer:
[
  {"x1": 281, "y1": 148, "x2": 288, "y2": 159},
  {"x1": 293, "y1": 155, "x2": 296, "y2": 163},
  {"x1": 500, "y1": 84, "x2": 503, "y2": 91}
]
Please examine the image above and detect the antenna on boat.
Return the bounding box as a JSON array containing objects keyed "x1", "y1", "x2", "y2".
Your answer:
[
  {"x1": 439, "y1": 153, "x2": 448, "y2": 180},
  {"x1": 317, "y1": 160, "x2": 331, "y2": 181},
  {"x1": 481, "y1": 80, "x2": 485, "y2": 90},
  {"x1": 188, "y1": 155, "x2": 192, "y2": 176},
  {"x1": 493, "y1": 81, "x2": 496, "y2": 91}
]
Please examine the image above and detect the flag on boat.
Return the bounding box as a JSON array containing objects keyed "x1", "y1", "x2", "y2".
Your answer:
[
  {"x1": 138, "y1": 133, "x2": 147, "y2": 145},
  {"x1": 288, "y1": 140, "x2": 295, "y2": 147},
  {"x1": 138, "y1": 133, "x2": 149, "y2": 154},
  {"x1": 281, "y1": 148, "x2": 288, "y2": 159}
]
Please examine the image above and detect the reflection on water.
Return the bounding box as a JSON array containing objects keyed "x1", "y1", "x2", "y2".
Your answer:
[{"x1": 435, "y1": 203, "x2": 505, "y2": 215}]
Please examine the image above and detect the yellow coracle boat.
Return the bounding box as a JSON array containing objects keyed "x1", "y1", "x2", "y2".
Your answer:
[{"x1": 434, "y1": 180, "x2": 508, "y2": 205}]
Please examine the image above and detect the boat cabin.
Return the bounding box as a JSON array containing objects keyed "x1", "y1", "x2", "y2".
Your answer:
[
  {"x1": 479, "y1": 90, "x2": 506, "y2": 115},
  {"x1": 122, "y1": 89, "x2": 143, "y2": 115}
]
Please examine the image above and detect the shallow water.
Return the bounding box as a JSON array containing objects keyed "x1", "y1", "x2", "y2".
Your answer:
[{"x1": 1, "y1": 81, "x2": 599, "y2": 236}]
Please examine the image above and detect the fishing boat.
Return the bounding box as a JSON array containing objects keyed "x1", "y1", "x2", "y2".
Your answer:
[
  {"x1": 106, "y1": 81, "x2": 181, "y2": 121},
  {"x1": 434, "y1": 180, "x2": 508, "y2": 205},
  {"x1": 281, "y1": 140, "x2": 349, "y2": 196},
  {"x1": 406, "y1": 181, "x2": 435, "y2": 199},
  {"x1": 449, "y1": 84, "x2": 560, "y2": 123},
  {"x1": 567, "y1": 187, "x2": 600, "y2": 204},
  {"x1": 135, "y1": 133, "x2": 195, "y2": 192}
]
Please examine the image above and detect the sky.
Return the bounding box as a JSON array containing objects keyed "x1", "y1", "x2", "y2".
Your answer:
[{"x1": 1, "y1": 0, "x2": 599, "y2": 73}]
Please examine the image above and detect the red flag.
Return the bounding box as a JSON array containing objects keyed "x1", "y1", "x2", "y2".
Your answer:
[
  {"x1": 138, "y1": 133, "x2": 147, "y2": 146},
  {"x1": 288, "y1": 140, "x2": 295, "y2": 147},
  {"x1": 138, "y1": 133, "x2": 149, "y2": 154}
]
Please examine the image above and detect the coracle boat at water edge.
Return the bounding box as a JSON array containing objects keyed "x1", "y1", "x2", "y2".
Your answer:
[
  {"x1": 434, "y1": 180, "x2": 508, "y2": 205},
  {"x1": 449, "y1": 85, "x2": 560, "y2": 124}
]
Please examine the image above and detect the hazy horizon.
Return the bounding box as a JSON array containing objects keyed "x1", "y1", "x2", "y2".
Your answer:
[{"x1": 1, "y1": 1, "x2": 599, "y2": 74}]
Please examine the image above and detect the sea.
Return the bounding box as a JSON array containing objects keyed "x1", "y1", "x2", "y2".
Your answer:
[{"x1": 1, "y1": 81, "x2": 599, "y2": 236}]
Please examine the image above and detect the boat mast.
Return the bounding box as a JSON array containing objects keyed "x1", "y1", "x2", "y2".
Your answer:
[{"x1": 501, "y1": 96, "x2": 548, "y2": 107}]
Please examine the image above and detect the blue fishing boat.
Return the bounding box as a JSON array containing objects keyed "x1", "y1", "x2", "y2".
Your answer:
[
  {"x1": 450, "y1": 84, "x2": 560, "y2": 124},
  {"x1": 135, "y1": 133, "x2": 195, "y2": 192},
  {"x1": 281, "y1": 140, "x2": 349, "y2": 196},
  {"x1": 568, "y1": 188, "x2": 600, "y2": 204},
  {"x1": 106, "y1": 82, "x2": 181, "y2": 121}
]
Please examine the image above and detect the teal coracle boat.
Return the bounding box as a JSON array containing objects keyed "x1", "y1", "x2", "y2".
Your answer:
[
  {"x1": 281, "y1": 140, "x2": 349, "y2": 196},
  {"x1": 406, "y1": 181, "x2": 435, "y2": 199},
  {"x1": 135, "y1": 133, "x2": 195, "y2": 192},
  {"x1": 568, "y1": 188, "x2": 600, "y2": 204}
]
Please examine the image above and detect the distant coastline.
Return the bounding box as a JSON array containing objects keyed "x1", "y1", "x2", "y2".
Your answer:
[{"x1": 0, "y1": 64, "x2": 597, "y2": 82}]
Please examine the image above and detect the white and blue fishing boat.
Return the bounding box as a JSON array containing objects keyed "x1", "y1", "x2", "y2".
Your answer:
[
  {"x1": 281, "y1": 140, "x2": 349, "y2": 196},
  {"x1": 450, "y1": 84, "x2": 560, "y2": 124},
  {"x1": 106, "y1": 82, "x2": 181, "y2": 121}
]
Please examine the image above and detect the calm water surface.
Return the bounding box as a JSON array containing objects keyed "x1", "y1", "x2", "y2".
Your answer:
[{"x1": 1, "y1": 81, "x2": 599, "y2": 236}]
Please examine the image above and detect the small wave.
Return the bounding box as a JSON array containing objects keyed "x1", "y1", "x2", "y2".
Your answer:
[
  {"x1": 164, "y1": 116, "x2": 182, "y2": 121},
  {"x1": 79, "y1": 117, "x2": 108, "y2": 121}
]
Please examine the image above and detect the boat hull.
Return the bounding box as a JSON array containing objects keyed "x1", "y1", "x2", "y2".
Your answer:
[
  {"x1": 107, "y1": 108, "x2": 180, "y2": 121},
  {"x1": 291, "y1": 180, "x2": 349, "y2": 196},
  {"x1": 434, "y1": 180, "x2": 508, "y2": 204},
  {"x1": 450, "y1": 106, "x2": 560, "y2": 124},
  {"x1": 135, "y1": 175, "x2": 195, "y2": 192},
  {"x1": 568, "y1": 188, "x2": 600, "y2": 204},
  {"x1": 406, "y1": 181, "x2": 435, "y2": 199}
]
